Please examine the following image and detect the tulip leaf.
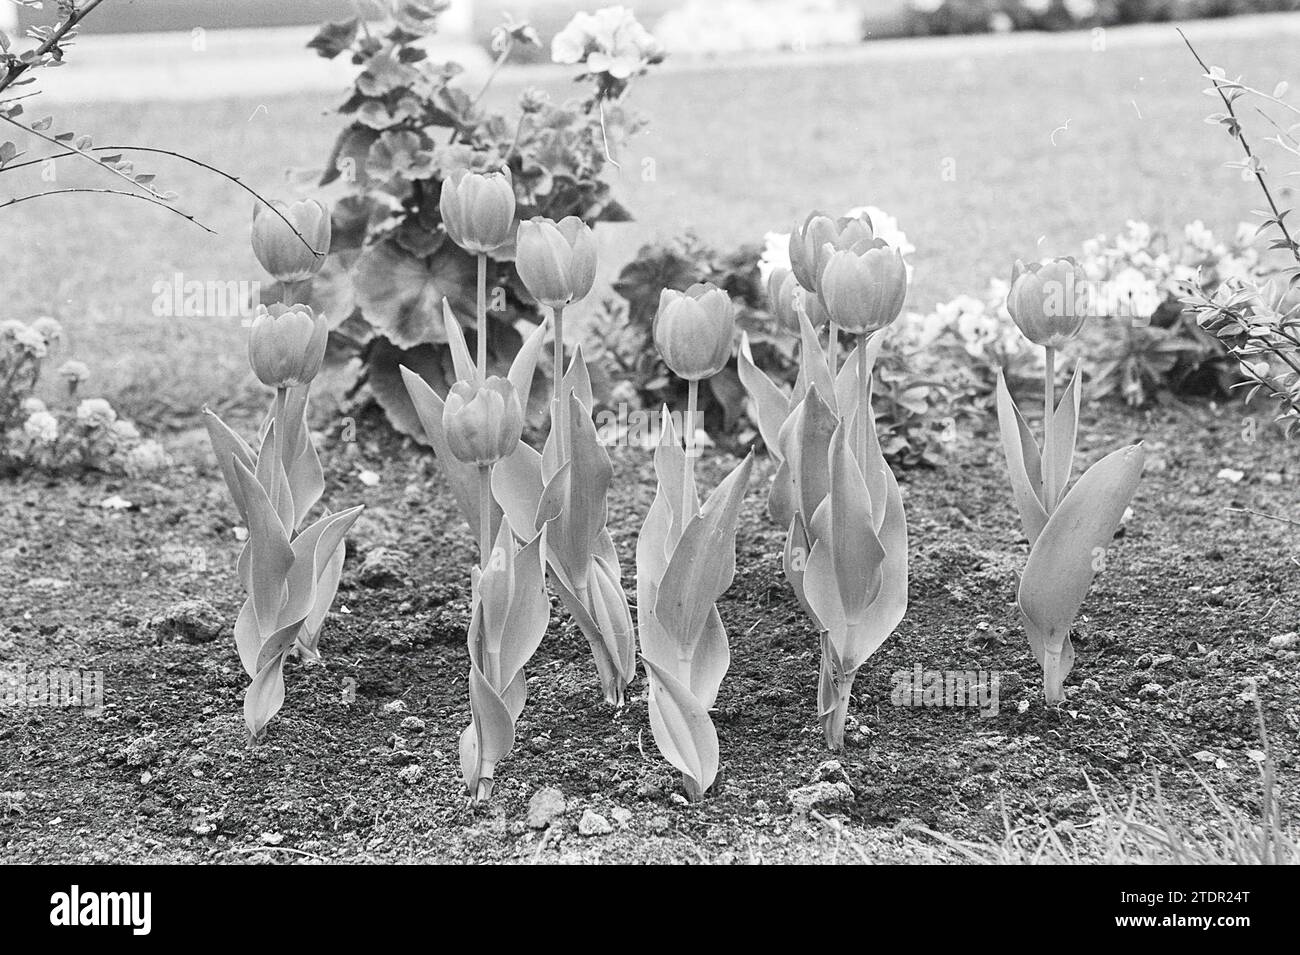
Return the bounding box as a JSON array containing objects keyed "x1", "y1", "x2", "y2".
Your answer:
[
  {"x1": 491, "y1": 440, "x2": 545, "y2": 537},
  {"x1": 824, "y1": 425, "x2": 886, "y2": 622},
  {"x1": 995, "y1": 370, "x2": 1049, "y2": 546},
  {"x1": 737, "y1": 332, "x2": 792, "y2": 458},
  {"x1": 643, "y1": 656, "x2": 720, "y2": 800},
  {"x1": 688, "y1": 606, "x2": 730, "y2": 711},
  {"x1": 654, "y1": 453, "x2": 753, "y2": 664},
  {"x1": 203, "y1": 409, "x2": 255, "y2": 524},
  {"x1": 299, "y1": 538, "x2": 345, "y2": 653},
  {"x1": 497, "y1": 531, "x2": 549, "y2": 685},
  {"x1": 400, "y1": 364, "x2": 502, "y2": 539},
  {"x1": 767, "y1": 402, "x2": 801, "y2": 530},
  {"x1": 564, "y1": 344, "x2": 595, "y2": 413},
  {"x1": 463, "y1": 662, "x2": 517, "y2": 795},
  {"x1": 233, "y1": 599, "x2": 260, "y2": 677},
  {"x1": 232, "y1": 457, "x2": 294, "y2": 637},
  {"x1": 281, "y1": 385, "x2": 326, "y2": 530},
  {"x1": 1045, "y1": 363, "x2": 1082, "y2": 513},
  {"x1": 782, "y1": 511, "x2": 818, "y2": 626},
  {"x1": 786, "y1": 385, "x2": 837, "y2": 525},
  {"x1": 1018, "y1": 444, "x2": 1145, "y2": 693},
  {"x1": 442, "y1": 298, "x2": 476, "y2": 383},
  {"x1": 796, "y1": 294, "x2": 836, "y2": 407},
  {"x1": 585, "y1": 553, "x2": 636, "y2": 693},
  {"x1": 507, "y1": 319, "x2": 547, "y2": 409},
  {"x1": 244, "y1": 652, "x2": 288, "y2": 739},
  {"x1": 652, "y1": 405, "x2": 695, "y2": 546}
]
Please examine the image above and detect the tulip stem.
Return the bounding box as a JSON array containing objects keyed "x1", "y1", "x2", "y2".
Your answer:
[
  {"x1": 476, "y1": 252, "x2": 488, "y2": 382},
  {"x1": 271, "y1": 388, "x2": 288, "y2": 520},
  {"x1": 478, "y1": 465, "x2": 492, "y2": 569},
  {"x1": 1043, "y1": 345, "x2": 1057, "y2": 510},
  {"x1": 857, "y1": 333, "x2": 870, "y2": 466},
  {"x1": 682, "y1": 379, "x2": 698, "y2": 528},
  {"x1": 828, "y1": 321, "x2": 839, "y2": 377},
  {"x1": 553, "y1": 304, "x2": 567, "y2": 458}
]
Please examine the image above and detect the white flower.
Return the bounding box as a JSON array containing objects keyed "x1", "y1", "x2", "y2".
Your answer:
[
  {"x1": 757, "y1": 230, "x2": 793, "y2": 284},
  {"x1": 76, "y1": 398, "x2": 117, "y2": 428},
  {"x1": 20, "y1": 397, "x2": 47, "y2": 415},
  {"x1": 110, "y1": 419, "x2": 141, "y2": 442},
  {"x1": 989, "y1": 11, "x2": 1014, "y2": 32},
  {"x1": 8, "y1": 324, "x2": 48, "y2": 358},
  {"x1": 1063, "y1": 0, "x2": 1098, "y2": 19},
  {"x1": 1183, "y1": 220, "x2": 1215, "y2": 253},
  {"x1": 59, "y1": 360, "x2": 90, "y2": 387},
  {"x1": 1022, "y1": 0, "x2": 1051, "y2": 14},
  {"x1": 31, "y1": 316, "x2": 63, "y2": 345},
  {"x1": 552, "y1": 6, "x2": 660, "y2": 78},
  {"x1": 1111, "y1": 267, "x2": 1162, "y2": 320},
  {"x1": 843, "y1": 205, "x2": 915, "y2": 259},
  {"x1": 125, "y1": 439, "x2": 171, "y2": 477},
  {"x1": 909, "y1": 0, "x2": 945, "y2": 12},
  {"x1": 23, "y1": 410, "x2": 58, "y2": 445}
]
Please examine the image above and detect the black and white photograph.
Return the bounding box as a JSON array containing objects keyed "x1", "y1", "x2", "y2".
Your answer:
[{"x1": 0, "y1": 0, "x2": 1296, "y2": 889}]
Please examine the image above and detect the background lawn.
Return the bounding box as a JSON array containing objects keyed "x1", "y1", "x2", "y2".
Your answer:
[{"x1": 3, "y1": 19, "x2": 1292, "y2": 424}]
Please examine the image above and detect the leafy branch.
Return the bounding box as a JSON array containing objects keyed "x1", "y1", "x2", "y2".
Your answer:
[
  {"x1": 1179, "y1": 28, "x2": 1300, "y2": 268},
  {"x1": 0, "y1": 0, "x2": 320, "y2": 250}
]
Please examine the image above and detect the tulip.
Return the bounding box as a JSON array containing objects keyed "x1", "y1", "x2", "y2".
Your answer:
[
  {"x1": 788, "y1": 211, "x2": 875, "y2": 293},
  {"x1": 766, "y1": 267, "x2": 800, "y2": 337},
  {"x1": 515, "y1": 216, "x2": 598, "y2": 309},
  {"x1": 653, "y1": 283, "x2": 735, "y2": 383},
  {"x1": 439, "y1": 167, "x2": 516, "y2": 255},
  {"x1": 1006, "y1": 258, "x2": 1089, "y2": 348},
  {"x1": 248, "y1": 303, "x2": 327, "y2": 389},
  {"x1": 251, "y1": 199, "x2": 330, "y2": 285},
  {"x1": 818, "y1": 239, "x2": 908, "y2": 336},
  {"x1": 443, "y1": 376, "x2": 524, "y2": 468}
]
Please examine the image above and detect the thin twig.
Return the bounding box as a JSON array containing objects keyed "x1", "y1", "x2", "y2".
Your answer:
[
  {"x1": 0, "y1": 0, "x2": 111, "y2": 98},
  {"x1": 0, "y1": 187, "x2": 215, "y2": 231},
  {"x1": 0, "y1": 112, "x2": 177, "y2": 203},
  {"x1": 1223, "y1": 505, "x2": 1300, "y2": 528},
  {"x1": 1179, "y1": 28, "x2": 1300, "y2": 264}
]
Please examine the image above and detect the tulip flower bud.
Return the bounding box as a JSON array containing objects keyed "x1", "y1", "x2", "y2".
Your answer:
[
  {"x1": 1006, "y1": 258, "x2": 1089, "y2": 348},
  {"x1": 248, "y1": 303, "x2": 328, "y2": 389},
  {"x1": 443, "y1": 376, "x2": 524, "y2": 467},
  {"x1": 817, "y1": 239, "x2": 908, "y2": 335},
  {"x1": 653, "y1": 283, "x2": 735, "y2": 382},
  {"x1": 766, "y1": 267, "x2": 800, "y2": 336},
  {"x1": 515, "y1": 215, "x2": 598, "y2": 308},
  {"x1": 439, "y1": 167, "x2": 516, "y2": 254},
  {"x1": 788, "y1": 211, "x2": 875, "y2": 293},
  {"x1": 251, "y1": 199, "x2": 331, "y2": 284}
]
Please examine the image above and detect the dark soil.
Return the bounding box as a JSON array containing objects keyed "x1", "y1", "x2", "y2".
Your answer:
[{"x1": 2, "y1": 401, "x2": 1297, "y2": 863}]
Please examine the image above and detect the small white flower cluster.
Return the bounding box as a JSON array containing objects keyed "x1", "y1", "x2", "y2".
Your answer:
[
  {"x1": 893, "y1": 218, "x2": 1265, "y2": 395},
  {"x1": 2, "y1": 316, "x2": 170, "y2": 477},
  {"x1": 552, "y1": 5, "x2": 662, "y2": 80}
]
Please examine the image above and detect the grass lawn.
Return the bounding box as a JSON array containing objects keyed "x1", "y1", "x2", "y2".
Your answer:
[{"x1": 3, "y1": 19, "x2": 1291, "y2": 423}]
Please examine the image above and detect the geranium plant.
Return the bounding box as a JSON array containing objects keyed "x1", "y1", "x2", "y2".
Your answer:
[{"x1": 303, "y1": 1, "x2": 658, "y2": 440}]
